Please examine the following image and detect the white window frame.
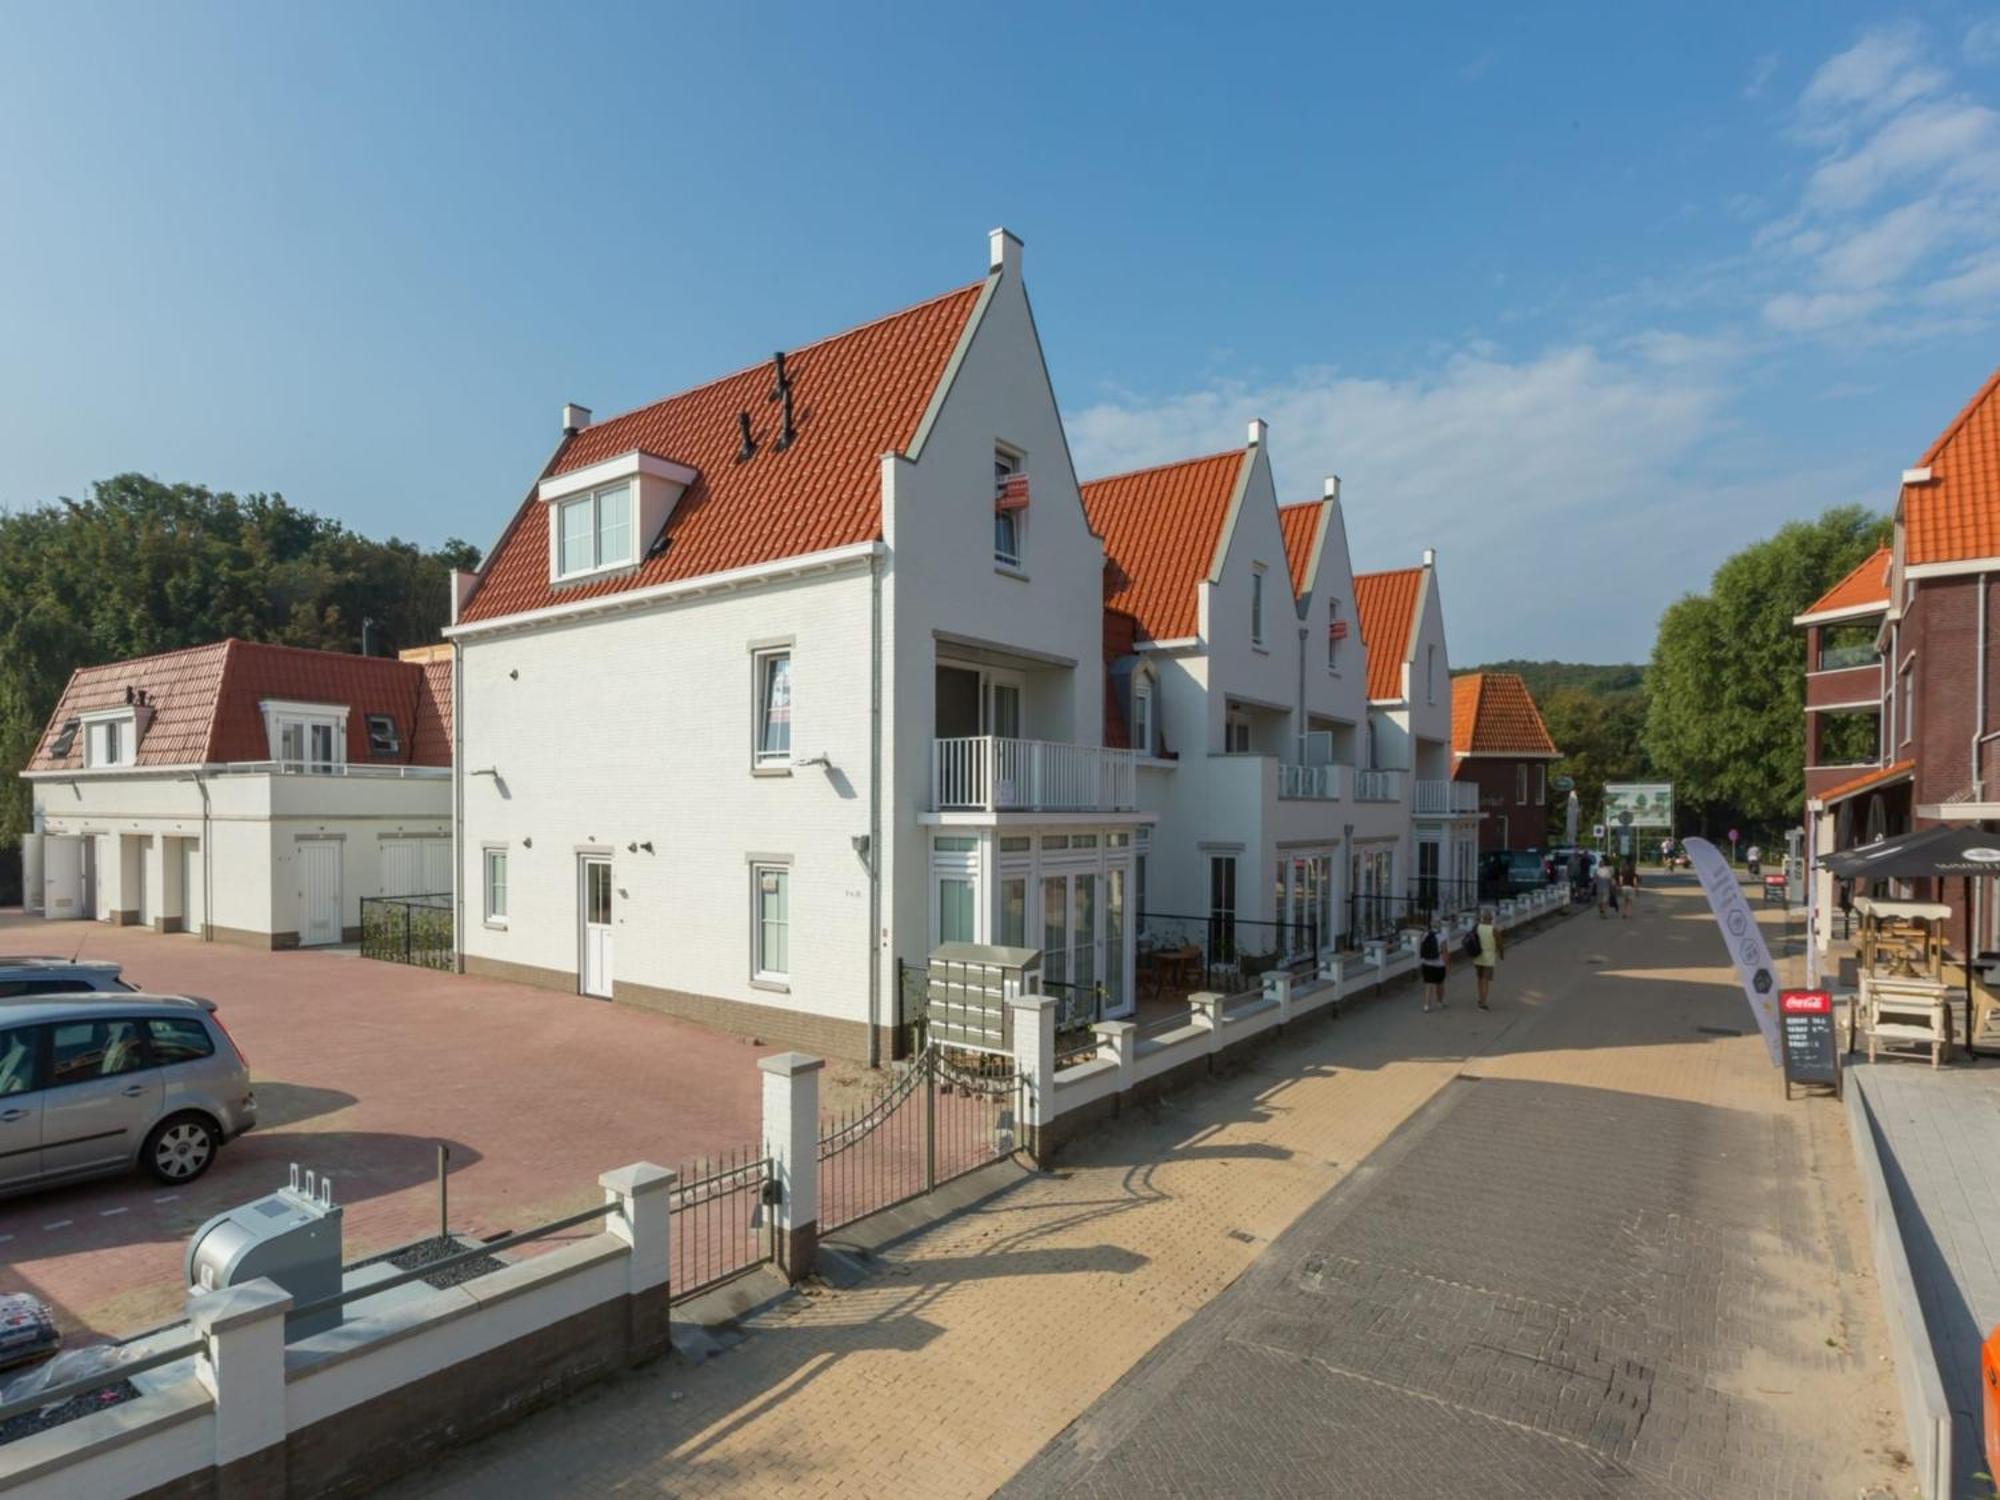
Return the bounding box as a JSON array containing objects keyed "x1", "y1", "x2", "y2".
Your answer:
[
  {"x1": 1225, "y1": 706, "x2": 1253, "y2": 754},
  {"x1": 1132, "y1": 678, "x2": 1153, "y2": 757},
  {"x1": 1328, "y1": 599, "x2": 1341, "y2": 672},
  {"x1": 1516, "y1": 763, "x2": 1529, "y2": 804},
  {"x1": 994, "y1": 446, "x2": 1025, "y2": 570},
  {"x1": 80, "y1": 708, "x2": 137, "y2": 769},
  {"x1": 1900, "y1": 664, "x2": 1914, "y2": 746},
  {"x1": 553, "y1": 480, "x2": 636, "y2": 581},
  {"x1": 1251, "y1": 567, "x2": 1267, "y2": 647},
  {"x1": 260, "y1": 700, "x2": 349, "y2": 772},
  {"x1": 483, "y1": 846, "x2": 509, "y2": 927},
  {"x1": 1535, "y1": 764, "x2": 1547, "y2": 805},
  {"x1": 752, "y1": 645, "x2": 794, "y2": 770},
  {"x1": 365, "y1": 714, "x2": 401, "y2": 757},
  {"x1": 751, "y1": 860, "x2": 791, "y2": 986}
]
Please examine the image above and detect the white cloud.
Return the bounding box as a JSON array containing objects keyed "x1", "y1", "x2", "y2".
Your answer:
[
  {"x1": 1761, "y1": 288, "x2": 1888, "y2": 332},
  {"x1": 1967, "y1": 17, "x2": 2000, "y2": 64},
  {"x1": 1795, "y1": 24, "x2": 1946, "y2": 141},
  {"x1": 1744, "y1": 53, "x2": 1781, "y2": 99},
  {"x1": 1812, "y1": 198, "x2": 1947, "y2": 288},
  {"x1": 1804, "y1": 99, "x2": 2000, "y2": 210}
]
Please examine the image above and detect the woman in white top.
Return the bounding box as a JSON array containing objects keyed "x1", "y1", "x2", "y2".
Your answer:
[{"x1": 1472, "y1": 906, "x2": 1502, "y2": 1010}]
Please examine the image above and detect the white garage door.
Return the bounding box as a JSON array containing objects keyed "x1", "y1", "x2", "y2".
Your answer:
[
  {"x1": 381, "y1": 837, "x2": 451, "y2": 899},
  {"x1": 296, "y1": 840, "x2": 343, "y2": 947}
]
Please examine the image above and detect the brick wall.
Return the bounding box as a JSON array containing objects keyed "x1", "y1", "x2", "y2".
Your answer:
[{"x1": 1454, "y1": 758, "x2": 1545, "y2": 851}]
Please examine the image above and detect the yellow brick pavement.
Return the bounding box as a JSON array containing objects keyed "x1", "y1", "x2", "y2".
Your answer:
[{"x1": 396, "y1": 886, "x2": 1904, "y2": 1499}]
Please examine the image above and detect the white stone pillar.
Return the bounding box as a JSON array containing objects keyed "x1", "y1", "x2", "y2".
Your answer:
[
  {"x1": 600, "y1": 1162, "x2": 677, "y2": 1360},
  {"x1": 1262, "y1": 968, "x2": 1293, "y2": 1024},
  {"x1": 758, "y1": 1052, "x2": 823, "y2": 1280},
  {"x1": 1093, "y1": 1019, "x2": 1136, "y2": 1093},
  {"x1": 1189, "y1": 991, "x2": 1226, "y2": 1059},
  {"x1": 188, "y1": 1278, "x2": 291, "y2": 1498},
  {"x1": 1008, "y1": 994, "x2": 1057, "y2": 1162}
]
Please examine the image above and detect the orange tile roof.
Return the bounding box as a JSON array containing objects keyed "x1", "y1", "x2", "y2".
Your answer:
[
  {"x1": 1905, "y1": 365, "x2": 2000, "y2": 567},
  {"x1": 459, "y1": 281, "x2": 985, "y2": 623},
  {"x1": 1799, "y1": 546, "x2": 1891, "y2": 617},
  {"x1": 1812, "y1": 757, "x2": 1914, "y2": 807},
  {"x1": 1353, "y1": 567, "x2": 1424, "y2": 702},
  {"x1": 1080, "y1": 450, "x2": 1246, "y2": 642},
  {"x1": 28, "y1": 640, "x2": 450, "y2": 771},
  {"x1": 1277, "y1": 500, "x2": 1324, "y2": 599},
  {"x1": 1451, "y1": 673, "x2": 1559, "y2": 757}
]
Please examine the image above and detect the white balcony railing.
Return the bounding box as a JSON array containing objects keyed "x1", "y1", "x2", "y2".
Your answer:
[
  {"x1": 1413, "y1": 779, "x2": 1480, "y2": 815},
  {"x1": 932, "y1": 736, "x2": 1138, "y2": 813},
  {"x1": 1278, "y1": 762, "x2": 1343, "y2": 800},
  {"x1": 1353, "y1": 768, "x2": 1404, "y2": 803}
]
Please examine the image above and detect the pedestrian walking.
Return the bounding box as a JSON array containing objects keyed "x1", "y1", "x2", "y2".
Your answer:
[
  {"x1": 1595, "y1": 857, "x2": 1615, "y2": 918},
  {"x1": 1419, "y1": 920, "x2": 1448, "y2": 1012},
  {"x1": 1472, "y1": 906, "x2": 1502, "y2": 1009},
  {"x1": 1620, "y1": 859, "x2": 1636, "y2": 919}
]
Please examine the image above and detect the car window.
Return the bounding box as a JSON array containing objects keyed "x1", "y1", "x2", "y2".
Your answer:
[
  {"x1": 0, "y1": 1027, "x2": 40, "y2": 1097},
  {"x1": 0, "y1": 978, "x2": 98, "y2": 998},
  {"x1": 146, "y1": 1017, "x2": 215, "y2": 1065},
  {"x1": 49, "y1": 1019, "x2": 151, "y2": 1086}
]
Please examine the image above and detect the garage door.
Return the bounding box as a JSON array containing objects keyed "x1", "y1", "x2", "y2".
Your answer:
[
  {"x1": 381, "y1": 837, "x2": 451, "y2": 899},
  {"x1": 296, "y1": 840, "x2": 343, "y2": 946}
]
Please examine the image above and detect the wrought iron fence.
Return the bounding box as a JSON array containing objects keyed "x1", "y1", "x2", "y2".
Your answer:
[
  {"x1": 360, "y1": 893, "x2": 453, "y2": 970},
  {"x1": 1135, "y1": 912, "x2": 1318, "y2": 1000},
  {"x1": 1405, "y1": 876, "x2": 1481, "y2": 921},
  {"x1": 817, "y1": 1043, "x2": 1021, "y2": 1234},
  {"x1": 669, "y1": 1148, "x2": 773, "y2": 1300}
]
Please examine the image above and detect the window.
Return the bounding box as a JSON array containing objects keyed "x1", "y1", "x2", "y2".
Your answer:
[
  {"x1": 264, "y1": 702, "x2": 346, "y2": 771},
  {"x1": 755, "y1": 650, "x2": 792, "y2": 765},
  {"x1": 484, "y1": 848, "x2": 509, "y2": 924},
  {"x1": 366, "y1": 715, "x2": 401, "y2": 757},
  {"x1": 47, "y1": 718, "x2": 79, "y2": 758},
  {"x1": 999, "y1": 876, "x2": 1027, "y2": 947},
  {"x1": 1901, "y1": 667, "x2": 1914, "y2": 745},
  {"x1": 0, "y1": 1026, "x2": 39, "y2": 1096},
  {"x1": 753, "y1": 865, "x2": 790, "y2": 980},
  {"x1": 1209, "y1": 855, "x2": 1238, "y2": 960},
  {"x1": 49, "y1": 1018, "x2": 149, "y2": 1087},
  {"x1": 84, "y1": 713, "x2": 135, "y2": 769},
  {"x1": 994, "y1": 449, "x2": 1025, "y2": 567},
  {"x1": 1328, "y1": 601, "x2": 1342, "y2": 670},
  {"x1": 1516, "y1": 764, "x2": 1529, "y2": 804},
  {"x1": 0, "y1": 979, "x2": 97, "y2": 997},
  {"x1": 1535, "y1": 765, "x2": 1547, "y2": 805},
  {"x1": 1226, "y1": 708, "x2": 1252, "y2": 754},
  {"x1": 1426, "y1": 646, "x2": 1438, "y2": 704},
  {"x1": 146, "y1": 1017, "x2": 215, "y2": 1064},
  {"x1": 939, "y1": 876, "x2": 975, "y2": 944},
  {"x1": 555, "y1": 481, "x2": 635, "y2": 579},
  {"x1": 1133, "y1": 682, "x2": 1152, "y2": 756},
  {"x1": 1251, "y1": 568, "x2": 1267, "y2": 646}
]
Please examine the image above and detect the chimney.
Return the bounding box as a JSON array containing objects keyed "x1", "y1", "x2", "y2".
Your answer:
[
  {"x1": 989, "y1": 227, "x2": 1023, "y2": 279},
  {"x1": 1323, "y1": 476, "x2": 1341, "y2": 502},
  {"x1": 1246, "y1": 418, "x2": 1267, "y2": 448},
  {"x1": 1422, "y1": 547, "x2": 1437, "y2": 568},
  {"x1": 562, "y1": 403, "x2": 592, "y2": 436}
]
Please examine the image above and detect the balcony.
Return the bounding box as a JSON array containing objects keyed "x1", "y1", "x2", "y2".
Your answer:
[
  {"x1": 932, "y1": 736, "x2": 1138, "y2": 813},
  {"x1": 1354, "y1": 768, "x2": 1403, "y2": 803},
  {"x1": 1817, "y1": 643, "x2": 1880, "y2": 671},
  {"x1": 1278, "y1": 763, "x2": 1343, "y2": 801},
  {"x1": 1413, "y1": 779, "x2": 1480, "y2": 816}
]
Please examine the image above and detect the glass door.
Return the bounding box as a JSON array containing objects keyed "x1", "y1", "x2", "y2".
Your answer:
[
  {"x1": 579, "y1": 857, "x2": 613, "y2": 999},
  {"x1": 1103, "y1": 867, "x2": 1128, "y2": 1017}
]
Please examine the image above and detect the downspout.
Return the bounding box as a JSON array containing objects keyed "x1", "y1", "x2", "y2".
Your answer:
[
  {"x1": 452, "y1": 638, "x2": 466, "y2": 975},
  {"x1": 1974, "y1": 571, "x2": 1990, "y2": 803},
  {"x1": 194, "y1": 771, "x2": 213, "y2": 943},
  {"x1": 867, "y1": 547, "x2": 884, "y2": 1069}
]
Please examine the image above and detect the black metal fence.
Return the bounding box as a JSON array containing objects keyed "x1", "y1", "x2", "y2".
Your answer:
[
  {"x1": 1136, "y1": 912, "x2": 1318, "y2": 1001},
  {"x1": 668, "y1": 1148, "x2": 773, "y2": 1300},
  {"x1": 818, "y1": 1043, "x2": 1020, "y2": 1234},
  {"x1": 360, "y1": 893, "x2": 453, "y2": 969},
  {"x1": 1405, "y1": 877, "x2": 1480, "y2": 922}
]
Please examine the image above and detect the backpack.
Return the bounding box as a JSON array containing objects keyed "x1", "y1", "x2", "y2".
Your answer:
[
  {"x1": 1420, "y1": 929, "x2": 1441, "y2": 963},
  {"x1": 1462, "y1": 927, "x2": 1483, "y2": 961}
]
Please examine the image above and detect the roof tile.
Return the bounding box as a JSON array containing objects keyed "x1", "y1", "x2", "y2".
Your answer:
[
  {"x1": 1800, "y1": 546, "x2": 1892, "y2": 617},
  {"x1": 1079, "y1": 451, "x2": 1245, "y2": 641},
  {"x1": 1905, "y1": 366, "x2": 2000, "y2": 567},
  {"x1": 1451, "y1": 672, "x2": 1558, "y2": 757},
  {"x1": 1353, "y1": 567, "x2": 1424, "y2": 703},
  {"x1": 1277, "y1": 500, "x2": 1324, "y2": 600},
  {"x1": 1813, "y1": 757, "x2": 1915, "y2": 806}
]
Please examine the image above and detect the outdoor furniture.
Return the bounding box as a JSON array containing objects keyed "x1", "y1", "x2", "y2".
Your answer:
[
  {"x1": 1853, "y1": 898, "x2": 1955, "y2": 1066},
  {"x1": 1865, "y1": 975, "x2": 1954, "y2": 1067}
]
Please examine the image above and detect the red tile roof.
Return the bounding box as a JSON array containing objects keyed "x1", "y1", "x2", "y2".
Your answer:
[
  {"x1": 1812, "y1": 757, "x2": 1914, "y2": 807},
  {"x1": 1799, "y1": 546, "x2": 1892, "y2": 618},
  {"x1": 1277, "y1": 500, "x2": 1325, "y2": 600},
  {"x1": 27, "y1": 639, "x2": 451, "y2": 771},
  {"x1": 1451, "y1": 673, "x2": 1559, "y2": 757},
  {"x1": 1080, "y1": 451, "x2": 1246, "y2": 641},
  {"x1": 1353, "y1": 567, "x2": 1424, "y2": 702},
  {"x1": 1102, "y1": 607, "x2": 1139, "y2": 750},
  {"x1": 1905, "y1": 366, "x2": 2000, "y2": 567},
  {"x1": 459, "y1": 281, "x2": 985, "y2": 623}
]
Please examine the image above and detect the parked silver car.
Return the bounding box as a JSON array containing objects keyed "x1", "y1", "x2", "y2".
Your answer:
[
  {"x1": 0, "y1": 957, "x2": 133, "y2": 998},
  {"x1": 0, "y1": 993, "x2": 255, "y2": 1196}
]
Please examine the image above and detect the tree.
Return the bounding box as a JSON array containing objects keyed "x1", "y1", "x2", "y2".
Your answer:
[
  {"x1": 0, "y1": 475, "x2": 477, "y2": 849},
  {"x1": 1643, "y1": 504, "x2": 1889, "y2": 835},
  {"x1": 1537, "y1": 684, "x2": 1651, "y2": 841}
]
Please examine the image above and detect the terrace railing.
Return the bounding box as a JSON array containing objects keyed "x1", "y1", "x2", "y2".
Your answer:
[
  {"x1": 1412, "y1": 779, "x2": 1479, "y2": 815},
  {"x1": 1353, "y1": 768, "x2": 1404, "y2": 803},
  {"x1": 1278, "y1": 762, "x2": 1343, "y2": 800},
  {"x1": 932, "y1": 736, "x2": 1138, "y2": 812}
]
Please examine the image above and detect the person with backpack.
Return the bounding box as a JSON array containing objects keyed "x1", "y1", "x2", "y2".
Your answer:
[
  {"x1": 1419, "y1": 920, "x2": 1449, "y2": 1012},
  {"x1": 1469, "y1": 906, "x2": 1502, "y2": 1009}
]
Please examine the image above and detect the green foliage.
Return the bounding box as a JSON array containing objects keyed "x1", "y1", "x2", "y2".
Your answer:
[
  {"x1": 0, "y1": 474, "x2": 477, "y2": 848},
  {"x1": 1643, "y1": 504, "x2": 1890, "y2": 831},
  {"x1": 1468, "y1": 661, "x2": 1651, "y2": 843},
  {"x1": 1471, "y1": 659, "x2": 1645, "y2": 701}
]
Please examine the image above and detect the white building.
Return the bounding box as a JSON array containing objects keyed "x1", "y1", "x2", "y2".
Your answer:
[
  {"x1": 446, "y1": 230, "x2": 1144, "y2": 1062},
  {"x1": 1353, "y1": 560, "x2": 1482, "y2": 926},
  {"x1": 1084, "y1": 424, "x2": 1411, "y2": 961},
  {"x1": 22, "y1": 639, "x2": 453, "y2": 946}
]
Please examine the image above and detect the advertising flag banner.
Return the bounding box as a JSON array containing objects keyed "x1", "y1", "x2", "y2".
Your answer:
[{"x1": 1684, "y1": 837, "x2": 1781, "y2": 1066}]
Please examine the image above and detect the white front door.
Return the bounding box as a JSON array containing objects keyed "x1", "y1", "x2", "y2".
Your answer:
[
  {"x1": 580, "y1": 857, "x2": 613, "y2": 999},
  {"x1": 42, "y1": 836, "x2": 84, "y2": 920},
  {"x1": 296, "y1": 841, "x2": 342, "y2": 946}
]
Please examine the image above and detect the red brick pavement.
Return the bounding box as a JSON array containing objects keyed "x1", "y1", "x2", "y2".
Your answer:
[{"x1": 0, "y1": 912, "x2": 773, "y2": 1340}]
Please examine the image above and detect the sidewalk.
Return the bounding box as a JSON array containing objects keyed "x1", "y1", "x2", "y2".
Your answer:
[{"x1": 395, "y1": 882, "x2": 1907, "y2": 1499}]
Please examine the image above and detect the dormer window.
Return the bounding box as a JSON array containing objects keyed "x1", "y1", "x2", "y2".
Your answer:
[
  {"x1": 81, "y1": 709, "x2": 136, "y2": 769},
  {"x1": 556, "y1": 482, "x2": 634, "y2": 579},
  {"x1": 366, "y1": 714, "x2": 401, "y2": 757},
  {"x1": 1133, "y1": 679, "x2": 1153, "y2": 756},
  {"x1": 261, "y1": 700, "x2": 348, "y2": 773}
]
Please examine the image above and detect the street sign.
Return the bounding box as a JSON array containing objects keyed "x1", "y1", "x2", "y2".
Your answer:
[
  {"x1": 1604, "y1": 783, "x2": 1675, "y2": 829},
  {"x1": 1779, "y1": 989, "x2": 1840, "y2": 1099},
  {"x1": 1553, "y1": 775, "x2": 1575, "y2": 792},
  {"x1": 1728, "y1": 829, "x2": 1740, "y2": 844},
  {"x1": 1591, "y1": 823, "x2": 1605, "y2": 840}
]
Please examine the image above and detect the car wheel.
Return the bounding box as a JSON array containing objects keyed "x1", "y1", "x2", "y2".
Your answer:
[{"x1": 144, "y1": 1114, "x2": 219, "y2": 1185}]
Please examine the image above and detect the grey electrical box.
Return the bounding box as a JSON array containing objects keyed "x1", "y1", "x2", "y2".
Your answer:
[{"x1": 185, "y1": 1165, "x2": 344, "y2": 1338}]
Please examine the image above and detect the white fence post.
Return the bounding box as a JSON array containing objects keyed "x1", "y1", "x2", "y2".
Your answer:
[
  {"x1": 1263, "y1": 968, "x2": 1293, "y2": 1024},
  {"x1": 189, "y1": 1278, "x2": 291, "y2": 1497},
  {"x1": 1190, "y1": 991, "x2": 1226, "y2": 1063},
  {"x1": 759, "y1": 1052, "x2": 824, "y2": 1281},
  {"x1": 599, "y1": 1161, "x2": 677, "y2": 1361},
  {"x1": 1008, "y1": 995, "x2": 1057, "y2": 1162},
  {"x1": 1093, "y1": 1019, "x2": 1136, "y2": 1094}
]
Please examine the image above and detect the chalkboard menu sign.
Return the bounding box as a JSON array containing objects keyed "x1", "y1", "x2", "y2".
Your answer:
[{"x1": 1781, "y1": 989, "x2": 1840, "y2": 1099}]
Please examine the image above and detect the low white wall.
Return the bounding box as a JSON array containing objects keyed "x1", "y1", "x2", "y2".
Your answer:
[{"x1": 0, "y1": 1379, "x2": 214, "y2": 1500}]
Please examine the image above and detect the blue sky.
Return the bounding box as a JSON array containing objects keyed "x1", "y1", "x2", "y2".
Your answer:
[{"x1": 2, "y1": 3, "x2": 1997, "y2": 662}]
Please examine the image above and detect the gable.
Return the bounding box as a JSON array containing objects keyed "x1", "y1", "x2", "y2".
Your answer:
[
  {"x1": 1903, "y1": 365, "x2": 2000, "y2": 568},
  {"x1": 1452, "y1": 672, "x2": 1558, "y2": 756},
  {"x1": 1277, "y1": 501, "x2": 1324, "y2": 600},
  {"x1": 1081, "y1": 450, "x2": 1246, "y2": 641},
  {"x1": 1354, "y1": 567, "x2": 1424, "y2": 702}
]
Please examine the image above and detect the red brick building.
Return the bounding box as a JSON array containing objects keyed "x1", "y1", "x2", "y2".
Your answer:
[
  {"x1": 1449, "y1": 672, "x2": 1561, "y2": 853},
  {"x1": 1800, "y1": 365, "x2": 2000, "y2": 957}
]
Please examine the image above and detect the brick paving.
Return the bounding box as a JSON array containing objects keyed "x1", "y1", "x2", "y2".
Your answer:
[
  {"x1": 392, "y1": 879, "x2": 1908, "y2": 1499},
  {"x1": 0, "y1": 912, "x2": 773, "y2": 1339}
]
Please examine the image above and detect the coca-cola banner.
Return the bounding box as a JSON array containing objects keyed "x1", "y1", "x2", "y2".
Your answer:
[{"x1": 1684, "y1": 836, "x2": 1782, "y2": 1067}]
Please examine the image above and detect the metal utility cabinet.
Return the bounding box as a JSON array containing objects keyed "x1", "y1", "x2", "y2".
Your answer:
[{"x1": 186, "y1": 1166, "x2": 344, "y2": 1337}]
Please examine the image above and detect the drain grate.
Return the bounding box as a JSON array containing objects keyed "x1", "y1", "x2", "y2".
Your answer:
[
  {"x1": 1226, "y1": 1228, "x2": 1257, "y2": 1244},
  {"x1": 1695, "y1": 1025, "x2": 1743, "y2": 1037}
]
